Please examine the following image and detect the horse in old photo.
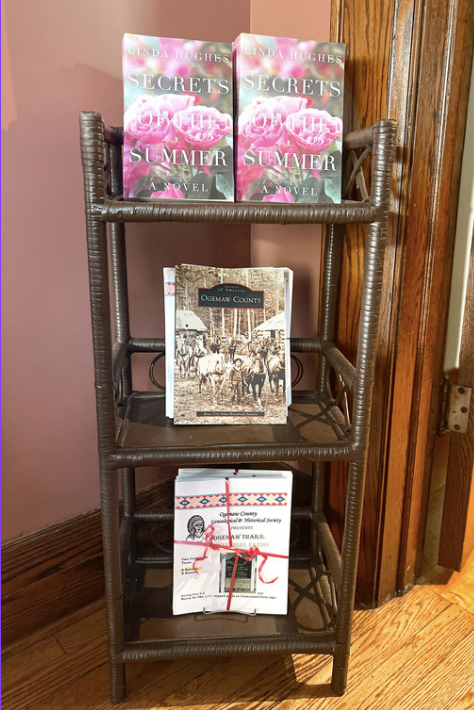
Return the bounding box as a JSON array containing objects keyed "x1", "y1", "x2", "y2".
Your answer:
[{"x1": 266, "y1": 349, "x2": 286, "y2": 399}]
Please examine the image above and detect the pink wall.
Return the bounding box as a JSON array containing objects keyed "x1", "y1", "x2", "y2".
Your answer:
[
  {"x1": 1, "y1": 0, "x2": 251, "y2": 542},
  {"x1": 1, "y1": 0, "x2": 330, "y2": 543}
]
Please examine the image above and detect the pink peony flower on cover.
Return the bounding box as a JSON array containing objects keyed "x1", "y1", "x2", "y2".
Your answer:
[
  {"x1": 166, "y1": 58, "x2": 191, "y2": 77},
  {"x1": 123, "y1": 35, "x2": 151, "y2": 75},
  {"x1": 280, "y1": 60, "x2": 304, "y2": 78},
  {"x1": 235, "y1": 154, "x2": 266, "y2": 201},
  {"x1": 275, "y1": 36, "x2": 299, "y2": 53},
  {"x1": 262, "y1": 191, "x2": 295, "y2": 203},
  {"x1": 286, "y1": 109, "x2": 342, "y2": 152},
  {"x1": 151, "y1": 185, "x2": 184, "y2": 199},
  {"x1": 122, "y1": 148, "x2": 154, "y2": 197},
  {"x1": 124, "y1": 94, "x2": 195, "y2": 145},
  {"x1": 172, "y1": 106, "x2": 232, "y2": 148},
  {"x1": 160, "y1": 37, "x2": 190, "y2": 57},
  {"x1": 239, "y1": 96, "x2": 308, "y2": 149}
]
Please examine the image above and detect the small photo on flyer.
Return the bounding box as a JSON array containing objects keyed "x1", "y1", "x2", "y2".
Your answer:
[{"x1": 219, "y1": 553, "x2": 257, "y2": 594}]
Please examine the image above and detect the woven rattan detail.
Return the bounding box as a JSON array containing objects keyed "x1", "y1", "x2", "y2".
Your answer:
[{"x1": 79, "y1": 111, "x2": 397, "y2": 702}]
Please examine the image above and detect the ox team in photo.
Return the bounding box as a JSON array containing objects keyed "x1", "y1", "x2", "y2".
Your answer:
[{"x1": 169, "y1": 264, "x2": 293, "y2": 425}]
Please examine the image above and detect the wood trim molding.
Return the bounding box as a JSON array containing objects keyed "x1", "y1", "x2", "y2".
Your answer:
[
  {"x1": 330, "y1": 0, "x2": 474, "y2": 606},
  {"x1": 1, "y1": 479, "x2": 174, "y2": 648},
  {"x1": 439, "y1": 226, "x2": 474, "y2": 570},
  {"x1": 391, "y1": 0, "x2": 474, "y2": 596}
]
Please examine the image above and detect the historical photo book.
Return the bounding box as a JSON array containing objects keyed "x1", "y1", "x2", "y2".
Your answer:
[
  {"x1": 170, "y1": 264, "x2": 293, "y2": 425},
  {"x1": 173, "y1": 468, "x2": 293, "y2": 615}
]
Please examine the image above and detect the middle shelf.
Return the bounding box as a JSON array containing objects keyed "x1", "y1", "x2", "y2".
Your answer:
[{"x1": 114, "y1": 390, "x2": 355, "y2": 467}]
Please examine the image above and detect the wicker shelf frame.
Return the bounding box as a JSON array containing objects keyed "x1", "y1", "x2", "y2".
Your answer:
[{"x1": 79, "y1": 112, "x2": 397, "y2": 703}]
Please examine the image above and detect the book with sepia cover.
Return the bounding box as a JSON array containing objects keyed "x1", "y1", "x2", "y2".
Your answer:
[{"x1": 172, "y1": 264, "x2": 293, "y2": 425}]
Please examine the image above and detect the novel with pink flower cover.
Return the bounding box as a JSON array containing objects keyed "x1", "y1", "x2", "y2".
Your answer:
[
  {"x1": 123, "y1": 34, "x2": 234, "y2": 201},
  {"x1": 233, "y1": 34, "x2": 345, "y2": 204}
]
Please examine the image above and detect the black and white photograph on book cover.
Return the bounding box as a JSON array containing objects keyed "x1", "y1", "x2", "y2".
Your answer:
[{"x1": 173, "y1": 264, "x2": 292, "y2": 425}]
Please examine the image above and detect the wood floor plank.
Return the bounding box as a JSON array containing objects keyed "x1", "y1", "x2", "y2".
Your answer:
[
  {"x1": 208, "y1": 586, "x2": 451, "y2": 710},
  {"x1": 394, "y1": 628, "x2": 474, "y2": 710},
  {"x1": 1, "y1": 637, "x2": 65, "y2": 694},
  {"x1": 1, "y1": 599, "x2": 106, "y2": 662},
  {"x1": 54, "y1": 608, "x2": 107, "y2": 655},
  {"x1": 351, "y1": 607, "x2": 474, "y2": 710},
  {"x1": 270, "y1": 600, "x2": 474, "y2": 710},
  {"x1": 195, "y1": 653, "x2": 334, "y2": 710},
  {"x1": 26, "y1": 655, "x2": 219, "y2": 710},
  {"x1": 1, "y1": 624, "x2": 108, "y2": 710},
  {"x1": 428, "y1": 550, "x2": 474, "y2": 614},
  {"x1": 21, "y1": 594, "x2": 417, "y2": 710},
  {"x1": 161, "y1": 595, "x2": 426, "y2": 710},
  {"x1": 159, "y1": 585, "x2": 422, "y2": 708},
  {"x1": 162, "y1": 654, "x2": 296, "y2": 708},
  {"x1": 3, "y1": 583, "x2": 474, "y2": 710},
  {"x1": 436, "y1": 581, "x2": 474, "y2": 615}
]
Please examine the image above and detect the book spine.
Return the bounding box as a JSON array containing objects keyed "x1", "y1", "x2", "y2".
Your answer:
[
  {"x1": 123, "y1": 34, "x2": 234, "y2": 202},
  {"x1": 234, "y1": 33, "x2": 345, "y2": 204}
]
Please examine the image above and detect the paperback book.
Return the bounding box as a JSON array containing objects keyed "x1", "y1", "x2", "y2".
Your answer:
[
  {"x1": 163, "y1": 267, "x2": 176, "y2": 418},
  {"x1": 233, "y1": 33, "x2": 345, "y2": 204},
  {"x1": 173, "y1": 468, "x2": 293, "y2": 615},
  {"x1": 123, "y1": 34, "x2": 234, "y2": 201},
  {"x1": 169, "y1": 264, "x2": 293, "y2": 425}
]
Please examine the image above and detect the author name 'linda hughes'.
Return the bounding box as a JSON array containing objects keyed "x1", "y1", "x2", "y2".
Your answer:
[{"x1": 124, "y1": 43, "x2": 230, "y2": 63}]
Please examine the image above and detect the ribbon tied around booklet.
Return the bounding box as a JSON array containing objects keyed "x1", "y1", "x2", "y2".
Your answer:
[{"x1": 174, "y1": 477, "x2": 289, "y2": 611}]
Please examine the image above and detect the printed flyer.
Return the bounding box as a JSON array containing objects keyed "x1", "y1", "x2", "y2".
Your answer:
[{"x1": 173, "y1": 468, "x2": 293, "y2": 615}]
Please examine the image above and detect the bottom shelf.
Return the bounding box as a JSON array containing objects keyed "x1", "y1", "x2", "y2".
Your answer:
[{"x1": 122, "y1": 558, "x2": 337, "y2": 660}]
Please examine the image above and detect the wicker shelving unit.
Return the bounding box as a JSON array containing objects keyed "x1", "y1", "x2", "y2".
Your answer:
[{"x1": 79, "y1": 112, "x2": 396, "y2": 702}]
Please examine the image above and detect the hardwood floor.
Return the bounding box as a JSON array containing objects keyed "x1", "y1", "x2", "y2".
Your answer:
[{"x1": 2, "y1": 550, "x2": 474, "y2": 710}]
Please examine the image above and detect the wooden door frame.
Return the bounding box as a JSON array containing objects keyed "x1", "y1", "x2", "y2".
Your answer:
[
  {"x1": 330, "y1": 0, "x2": 474, "y2": 606},
  {"x1": 439, "y1": 226, "x2": 474, "y2": 571}
]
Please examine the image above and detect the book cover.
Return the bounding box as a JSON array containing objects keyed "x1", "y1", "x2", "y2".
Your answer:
[
  {"x1": 123, "y1": 34, "x2": 234, "y2": 201},
  {"x1": 172, "y1": 264, "x2": 292, "y2": 425},
  {"x1": 233, "y1": 33, "x2": 345, "y2": 204},
  {"x1": 173, "y1": 468, "x2": 293, "y2": 615}
]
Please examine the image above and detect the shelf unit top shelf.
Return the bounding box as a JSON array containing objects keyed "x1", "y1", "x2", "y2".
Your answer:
[
  {"x1": 80, "y1": 112, "x2": 397, "y2": 228},
  {"x1": 94, "y1": 198, "x2": 379, "y2": 225}
]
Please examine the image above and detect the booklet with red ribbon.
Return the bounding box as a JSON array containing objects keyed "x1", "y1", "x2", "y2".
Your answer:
[{"x1": 173, "y1": 468, "x2": 293, "y2": 615}]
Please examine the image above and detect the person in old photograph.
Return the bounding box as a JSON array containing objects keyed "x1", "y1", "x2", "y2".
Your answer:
[
  {"x1": 229, "y1": 357, "x2": 246, "y2": 405},
  {"x1": 186, "y1": 515, "x2": 206, "y2": 540}
]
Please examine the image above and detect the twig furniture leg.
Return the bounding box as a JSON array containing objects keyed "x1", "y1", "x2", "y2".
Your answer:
[
  {"x1": 100, "y1": 467, "x2": 126, "y2": 702},
  {"x1": 81, "y1": 114, "x2": 126, "y2": 702},
  {"x1": 312, "y1": 221, "x2": 344, "y2": 553},
  {"x1": 331, "y1": 122, "x2": 395, "y2": 691},
  {"x1": 331, "y1": 460, "x2": 365, "y2": 694}
]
